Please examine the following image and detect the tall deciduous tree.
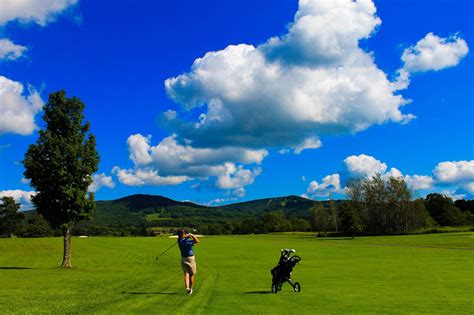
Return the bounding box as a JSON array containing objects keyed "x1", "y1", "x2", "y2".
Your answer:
[
  {"x1": 329, "y1": 198, "x2": 338, "y2": 233},
  {"x1": 23, "y1": 91, "x2": 99, "y2": 268},
  {"x1": 347, "y1": 175, "x2": 432, "y2": 234},
  {"x1": 309, "y1": 203, "x2": 327, "y2": 233}
]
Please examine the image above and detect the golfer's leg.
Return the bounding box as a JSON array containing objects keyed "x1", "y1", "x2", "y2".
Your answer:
[
  {"x1": 184, "y1": 273, "x2": 190, "y2": 289},
  {"x1": 189, "y1": 274, "x2": 195, "y2": 289}
]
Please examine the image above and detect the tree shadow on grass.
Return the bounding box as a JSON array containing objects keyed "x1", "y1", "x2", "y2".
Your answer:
[
  {"x1": 0, "y1": 267, "x2": 35, "y2": 270},
  {"x1": 122, "y1": 291, "x2": 177, "y2": 295},
  {"x1": 244, "y1": 291, "x2": 272, "y2": 294}
]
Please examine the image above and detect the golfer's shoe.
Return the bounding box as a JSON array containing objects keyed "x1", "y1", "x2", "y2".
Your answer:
[
  {"x1": 185, "y1": 288, "x2": 191, "y2": 294},
  {"x1": 188, "y1": 289, "x2": 193, "y2": 295}
]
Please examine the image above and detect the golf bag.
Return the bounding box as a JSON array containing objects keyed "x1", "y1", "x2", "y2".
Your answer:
[{"x1": 270, "y1": 249, "x2": 301, "y2": 293}]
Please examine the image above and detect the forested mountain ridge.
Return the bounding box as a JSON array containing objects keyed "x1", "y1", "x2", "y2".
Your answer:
[
  {"x1": 70, "y1": 194, "x2": 323, "y2": 235},
  {"x1": 94, "y1": 194, "x2": 320, "y2": 222}
]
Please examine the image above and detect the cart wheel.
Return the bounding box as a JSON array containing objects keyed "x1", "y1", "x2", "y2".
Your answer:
[
  {"x1": 293, "y1": 282, "x2": 301, "y2": 292},
  {"x1": 271, "y1": 284, "x2": 278, "y2": 293}
]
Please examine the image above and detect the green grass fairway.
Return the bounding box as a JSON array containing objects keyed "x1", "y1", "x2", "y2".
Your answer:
[{"x1": 1, "y1": 233, "x2": 473, "y2": 314}]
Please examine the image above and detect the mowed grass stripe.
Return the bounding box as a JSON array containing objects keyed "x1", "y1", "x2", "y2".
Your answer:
[{"x1": 0, "y1": 233, "x2": 472, "y2": 314}]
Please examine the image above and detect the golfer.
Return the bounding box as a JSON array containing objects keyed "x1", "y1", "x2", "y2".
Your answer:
[{"x1": 177, "y1": 229, "x2": 200, "y2": 295}]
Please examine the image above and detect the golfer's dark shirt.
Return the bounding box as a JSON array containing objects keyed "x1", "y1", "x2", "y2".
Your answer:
[{"x1": 178, "y1": 238, "x2": 194, "y2": 257}]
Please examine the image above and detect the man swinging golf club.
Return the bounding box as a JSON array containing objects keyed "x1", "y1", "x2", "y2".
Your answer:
[{"x1": 177, "y1": 229, "x2": 199, "y2": 295}]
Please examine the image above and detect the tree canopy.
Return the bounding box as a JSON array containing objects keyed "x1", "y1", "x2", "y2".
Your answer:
[
  {"x1": 346, "y1": 175, "x2": 432, "y2": 234},
  {"x1": 23, "y1": 90, "x2": 99, "y2": 267}
]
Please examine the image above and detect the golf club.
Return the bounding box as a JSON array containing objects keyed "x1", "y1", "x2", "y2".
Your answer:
[{"x1": 155, "y1": 242, "x2": 178, "y2": 260}]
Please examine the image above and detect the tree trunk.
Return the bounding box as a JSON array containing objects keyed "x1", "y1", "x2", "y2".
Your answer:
[{"x1": 61, "y1": 226, "x2": 72, "y2": 268}]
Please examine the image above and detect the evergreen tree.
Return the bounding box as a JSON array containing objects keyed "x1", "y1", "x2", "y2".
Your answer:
[{"x1": 0, "y1": 197, "x2": 25, "y2": 237}]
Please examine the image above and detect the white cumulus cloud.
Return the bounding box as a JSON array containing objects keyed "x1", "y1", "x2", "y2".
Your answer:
[
  {"x1": 114, "y1": 134, "x2": 266, "y2": 194},
  {"x1": 0, "y1": 76, "x2": 44, "y2": 135},
  {"x1": 216, "y1": 163, "x2": 261, "y2": 190},
  {"x1": 344, "y1": 154, "x2": 436, "y2": 191},
  {"x1": 112, "y1": 167, "x2": 190, "y2": 187},
  {"x1": 305, "y1": 173, "x2": 342, "y2": 198},
  {"x1": 294, "y1": 137, "x2": 322, "y2": 154},
  {"x1": 88, "y1": 173, "x2": 116, "y2": 193},
  {"x1": 304, "y1": 155, "x2": 474, "y2": 199},
  {"x1": 402, "y1": 33, "x2": 469, "y2": 73},
  {"x1": 0, "y1": 189, "x2": 36, "y2": 210},
  {"x1": 433, "y1": 160, "x2": 474, "y2": 194},
  {"x1": 148, "y1": 134, "x2": 267, "y2": 177},
  {"x1": 381, "y1": 167, "x2": 403, "y2": 181},
  {"x1": 127, "y1": 134, "x2": 154, "y2": 165},
  {"x1": 0, "y1": 0, "x2": 78, "y2": 26},
  {"x1": 433, "y1": 160, "x2": 474, "y2": 184},
  {"x1": 126, "y1": 133, "x2": 267, "y2": 177},
  {"x1": 344, "y1": 154, "x2": 387, "y2": 178},
  {"x1": 164, "y1": 0, "x2": 414, "y2": 153},
  {"x1": 404, "y1": 175, "x2": 435, "y2": 190},
  {"x1": 261, "y1": 0, "x2": 381, "y2": 66},
  {"x1": 395, "y1": 33, "x2": 469, "y2": 90},
  {"x1": 0, "y1": 39, "x2": 27, "y2": 60}
]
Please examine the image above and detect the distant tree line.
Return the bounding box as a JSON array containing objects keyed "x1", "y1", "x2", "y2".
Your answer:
[
  {"x1": 195, "y1": 176, "x2": 473, "y2": 236},
  {"x1": 342, "y1": 175, "x2": 433, "y2": 235},
  {"x1": 327, "y1": 176, "x2": 473, "y2": 237},
  {"x1": 196, "y1": 211, "x2": 311, "y2": 235},
  {"x1": 1, "y1": 176, "x2": 474, "y2": 238},
  {"x1": 0, "y1": 197, "x2": 54, "y2": 238}
]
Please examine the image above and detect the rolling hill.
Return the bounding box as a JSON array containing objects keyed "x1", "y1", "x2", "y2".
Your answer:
[
  {"x1": 28, "y1": 194, "x2": 330, "y2": 235},
  {"x1": 91, "y1": 194, "x2": 320, "y2": 228}
]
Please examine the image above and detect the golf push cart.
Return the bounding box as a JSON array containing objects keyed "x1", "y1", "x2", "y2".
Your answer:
[{"x1": 270, "y1": 249, "x2": 301, "y2": 293}]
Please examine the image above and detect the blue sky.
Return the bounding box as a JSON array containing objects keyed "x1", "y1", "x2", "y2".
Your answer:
[{"x1": 0, "y1": 0, "x2": 473, "y2": 208}]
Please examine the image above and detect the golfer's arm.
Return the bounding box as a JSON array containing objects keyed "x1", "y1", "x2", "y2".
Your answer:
[{"x1": 190, "y1": 234, "x2": 200, "y2": 243}]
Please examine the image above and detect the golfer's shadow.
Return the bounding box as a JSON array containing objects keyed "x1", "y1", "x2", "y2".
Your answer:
[
  {"x1": 122, "y1": 291, "x2": 177, "y2": 295},
  {"x1": 0, "y1": 267, "x2": 35, "y2": 270}
]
